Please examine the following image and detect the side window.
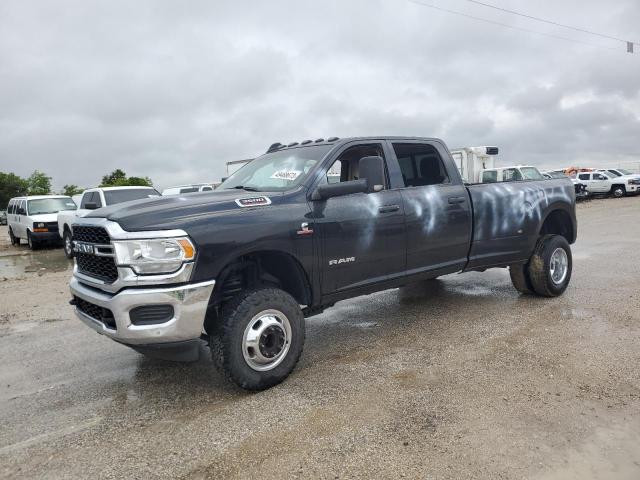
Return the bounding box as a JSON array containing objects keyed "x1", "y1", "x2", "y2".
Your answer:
[
  {"x1": 93, "y1": 192, "x2": 103, "y2": 208},
  {"x1": 393, "y1": 143, "x2": 449, "y2": 187},
  {"x1": 502, "y1": 169, "x2": 522, "y2": 182},
  {"x1": 80, "y1": 192, "x2": 92, "y2": 208},
  {"x1": 324, "y1": 143, "x2": 387, "y2": 188},
  {"x1": 18, "y1": 200, "x2": 26, "y2": 215},
  {"x1": 482, "y1": 170, "x2": 498, "y2": 183},
  {"x1": 180, "y1": 187, "x2": 199, "y2": 193},
  {"x1": 201, "y1": 186, "x2": 213, "y2": 191},
  {"x1": 578, "y1": 173, "x2": 590, "y2": 181},
  {"x1": 8, "y1": 201, "x2": 14, "y2": 214}
]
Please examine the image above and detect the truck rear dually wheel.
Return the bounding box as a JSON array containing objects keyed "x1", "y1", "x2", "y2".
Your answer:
[
  {"x1": 527, "y1": 234, "x2": 572, "y2": 297},
  {"x1": 509, "y1": 263, "x2": 534, "y2": 294},
  {"x1": 210, "y1": 287, "x2": 305, "y2": 390}
]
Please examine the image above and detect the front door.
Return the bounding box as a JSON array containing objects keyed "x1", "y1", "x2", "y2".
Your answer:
[
  {"x1": 311, "y1": 142, "x2": 406, "y2": 294},
  {"x1": 392, "y1": 141, "x2": 471, "y2": 275}
]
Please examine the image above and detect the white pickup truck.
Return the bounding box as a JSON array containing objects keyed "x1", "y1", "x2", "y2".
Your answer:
[
  {"x1": 577, "y1": 171, "x2": 640, "y2": 198},
  {"x1": 58, "y1": 186, "x2": 160, "y2": 258}
]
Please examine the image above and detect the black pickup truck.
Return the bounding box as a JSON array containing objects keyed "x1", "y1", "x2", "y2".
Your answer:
[{"x1": 69, "y1": 137, "x2": 577, "y2": 390}]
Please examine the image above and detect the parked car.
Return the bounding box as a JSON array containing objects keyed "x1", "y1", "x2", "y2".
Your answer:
[
  {"x1": 7, "y1": 195, "x2": 76, "y2": 249},
  {"x1": 58, "y1": 186, "x2": 160, "y2": 258},
  {"x1": 68, "y1": 136, "x2": 577, "y2": 390},
  {"x1": 0, "y1": 210, "x2": 7, "y2": 226},
  {"x1": 480, "y1": 165, "x2": 544, "y2": 183},
  {"x1": 577, "y1": 171, "x2": 639, "y2": 197},
  {"x1": 542, "y1": 171, "x2": 588, "y2": 200},
  {"x1": 162, "y1": 184, "x2": 215, "y2": 195}
]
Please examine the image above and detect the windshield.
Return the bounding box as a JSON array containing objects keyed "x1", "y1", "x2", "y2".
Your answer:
[
  {"x1": 28, "y1": 197, "x2": 76, "y2": 215},
  {"x1": 617, "y1": 169, "x2": 633, "y2": 175},
  {"x1": 521, "y1": 167, "x2": 544, "y2": 180},
  {"x1": 220, "y1": 144, "x2": 334, "y2": 192},
  {"x1": 103, "y1": 188, "x2": 160, "y2": 205}
]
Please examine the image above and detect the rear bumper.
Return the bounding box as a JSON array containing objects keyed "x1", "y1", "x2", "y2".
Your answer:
[{"x1": 70, "y1": 276, "x2": 215, "y2": 351}]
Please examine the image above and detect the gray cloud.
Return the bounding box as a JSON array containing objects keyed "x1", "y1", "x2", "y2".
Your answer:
[{"x1": 1, "y1": 0, "x2": 639, "y2": 191}]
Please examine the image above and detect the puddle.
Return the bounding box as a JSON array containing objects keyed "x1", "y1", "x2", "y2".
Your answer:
[{"x1": 0, "y1": 249, "x2": 72, "y2": 280}]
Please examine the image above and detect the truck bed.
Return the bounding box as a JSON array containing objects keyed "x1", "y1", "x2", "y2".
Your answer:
[{"x1": 465, "y1": 178, "x2": 576, "y2": 269}]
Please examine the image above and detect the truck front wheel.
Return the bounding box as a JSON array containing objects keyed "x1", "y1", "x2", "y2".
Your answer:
[
  {"x1": 210, "y1": 288, "x2": 305, "y2": 390},
  {"x1": 528, "y1": 235, "x2": 572, "y2": 297},
  {"x1": 63, "y1": 229, "x2": 74, "y2": 259}
]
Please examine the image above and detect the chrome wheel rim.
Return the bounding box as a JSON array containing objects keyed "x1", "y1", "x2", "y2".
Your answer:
[
  {"x1": 65, "y1": 234, "x2": 72, "y2": 255},
  {"x1": 242, "y1": 309, "x2": 291, "y2": 371},
  {"x1": 550, "y1": 248, "x2": 568, "y2": 285}
]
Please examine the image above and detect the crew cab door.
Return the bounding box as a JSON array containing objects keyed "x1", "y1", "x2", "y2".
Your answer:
[
  {"x1": 579, "y1": 172, "x2": 609, "y2": 193},
  {"x1": 311, "y1": 141, "x2": 406, "y2": 294},
  {"x1": 391, "y1": 141, "x2": 471, "y2": 275}
]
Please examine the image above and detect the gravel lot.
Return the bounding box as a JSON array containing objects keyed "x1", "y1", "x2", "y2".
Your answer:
[{"x1": 1, "y1": 198, "x2": 639, "y2": 479}]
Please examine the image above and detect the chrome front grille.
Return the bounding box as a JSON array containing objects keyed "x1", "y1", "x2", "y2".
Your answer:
[{"x1": 73, "y1": 225, "x2": 118, "y2": 283}]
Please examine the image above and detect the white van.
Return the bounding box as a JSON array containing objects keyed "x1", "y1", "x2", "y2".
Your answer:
[
  {"x1": 7, "y1": 195, "x2": 77, "y2": 249},
  {"x1": 161, "y1": 184, "x2": 215, "y2": 195}
]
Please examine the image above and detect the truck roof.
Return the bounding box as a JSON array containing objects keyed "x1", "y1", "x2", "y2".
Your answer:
[
  {"x1": 266, "y1": 136, "x2": 444, "y2": 153},
  {"x1": 10, "y1": 195, "x2": 71, "y2": 201},
  {"x1": 84, "y1": 186, "x2": 157, "y2": 191}
]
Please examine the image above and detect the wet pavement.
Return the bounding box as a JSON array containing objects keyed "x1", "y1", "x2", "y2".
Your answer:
[{"x1": 0, "y1": 199, "x2": 639, "y2": 479}]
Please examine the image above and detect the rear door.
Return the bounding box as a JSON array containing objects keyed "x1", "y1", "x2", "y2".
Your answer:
[
  {"x1": 392, "y1": 141, "x2": 472, "y2": 276},
  {"x1": 313, "y1": 141, "x2": 406, "y2": 294}
]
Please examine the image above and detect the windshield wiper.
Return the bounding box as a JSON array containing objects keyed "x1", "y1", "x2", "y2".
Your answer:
[{"x1": 225, "y1": 185, "x2": 260, "y2": 192}]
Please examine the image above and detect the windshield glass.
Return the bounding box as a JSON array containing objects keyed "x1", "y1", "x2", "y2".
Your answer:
[
  {"x1": 617, "y1": 169, "x2": 633, "y2": 175},
  {"x1": 103, "y1": 189, "x2": 160, "y2": 205},
  {"x1": 521, "y1": 167, "x2": 544, "y2": 180},
  {"x1": 220, "y1": 144, "x2": 334, "y2": 192},
  {"x1": 546, "y1": 171, "x2": 566, "y2": 179},
  {"x1": 28, "y1": 197, "x2": 76, "y2": 215}
]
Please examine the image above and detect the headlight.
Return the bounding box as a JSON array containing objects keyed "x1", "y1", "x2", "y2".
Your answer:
[{"x1": 112, "y1": 237, "x2": 195, "y2": 274}]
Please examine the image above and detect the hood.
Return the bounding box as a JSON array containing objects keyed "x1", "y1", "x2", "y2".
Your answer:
[
  {"x1": 30, "y1": 213, "x2": 59, "y2": 223},
  {"x1": 86, "y1": 189, "x2": 284, "y2": 231}
]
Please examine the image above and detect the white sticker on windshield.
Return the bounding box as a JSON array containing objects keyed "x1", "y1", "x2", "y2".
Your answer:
[{"x1": 270, "y1": 170, "x2": 302, "y2": 181}]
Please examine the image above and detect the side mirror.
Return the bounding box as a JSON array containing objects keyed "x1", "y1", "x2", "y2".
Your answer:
[
  {"x1": 84, "y1": 202, "x2": 98, "y2": 210},
  {"x1": 359, "y1": 156, "x2": 385, "y2": 193},
  {"x1": 311, "y1": 179, "x2": 368, "y2": 201}
]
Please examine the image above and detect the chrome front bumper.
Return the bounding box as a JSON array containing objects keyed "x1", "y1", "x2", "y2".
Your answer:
[{"x1": 70, "y1": 276, "x2": 215, "y2": 345}]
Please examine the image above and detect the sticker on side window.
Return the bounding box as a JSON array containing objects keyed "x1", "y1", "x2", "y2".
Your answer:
[{"x1": 270, "y1": 170, "x2": 302, "y2": 181}]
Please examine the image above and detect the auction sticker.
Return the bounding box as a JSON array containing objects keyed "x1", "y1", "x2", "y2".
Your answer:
[{"x1": 271, "y1": 170, "x2": 301, "y2": 181}]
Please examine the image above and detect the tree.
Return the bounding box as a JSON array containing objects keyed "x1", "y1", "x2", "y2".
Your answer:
[
  {"x1": 62, "y1": 184, "x2": 84, "y2": 196},
  {"x1": 27, "y1": 170, "x2": 52, "y2": 195},
  {"x1": 0, "y1": 172, "x2": 29, "y2": 209},
  {"x1": 100, "y1": 169, "x2": 153, "y2": 187}
]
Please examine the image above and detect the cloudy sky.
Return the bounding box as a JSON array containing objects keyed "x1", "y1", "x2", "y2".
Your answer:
[{"x1": 1, "y1": 0, "x2": 639, "y2": 191}]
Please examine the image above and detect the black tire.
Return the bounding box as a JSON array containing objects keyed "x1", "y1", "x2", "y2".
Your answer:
[
  {"x1": 210, "y1": 287, "x2": 305, "y2": 391},
  {"x1": 611, "y1": 185, "x2": 626, "y2": 198},
  {"x1": 63, "y1": 229, "x2": 74, "y2": 259},
  {"x1": 27, "y1": 231, "x2": 38, "y2": 250},
  {"x1": 509, "y1": 263, "x2": 534, "y2": 294},
  {"x1": 9, "y1": 228, "x2": 18, "y2": 246},
  {"x1": 528, "y1": 235, "x2": 572, "y2": 297}
]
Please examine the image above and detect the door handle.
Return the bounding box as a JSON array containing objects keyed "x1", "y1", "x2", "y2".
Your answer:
[
  {"x1": 378, "y1": 204, "x2": 400, "y2": 214},
  {"x1": 448, "y1": 196, "x2": 466, "y2": 204}
]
